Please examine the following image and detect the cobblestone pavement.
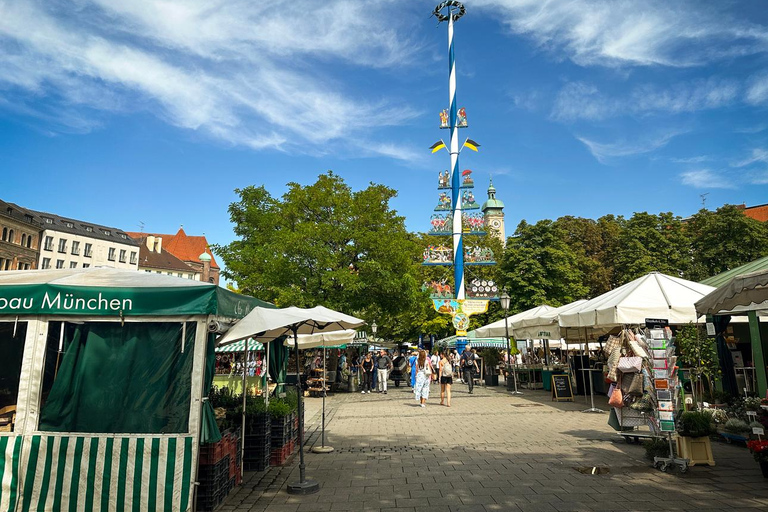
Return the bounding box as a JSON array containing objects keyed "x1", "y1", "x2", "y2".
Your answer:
[{"x1": 222, "y1": 379, "x2": 768, "y2": 512}]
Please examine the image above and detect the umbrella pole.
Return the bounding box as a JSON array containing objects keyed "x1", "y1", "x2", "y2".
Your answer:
[
  {"x1": 288, "y1": 327, "x2": 320, "y2": 495},
  {"x1": 265, "y1": 340, "x2": 270, "y2": 409},
  {"x1": 241, "y1": 337, "x2": 248, "y2": 479},
  {"x1": 312, "y1": 344, "x2": 334, "y2": 453}
]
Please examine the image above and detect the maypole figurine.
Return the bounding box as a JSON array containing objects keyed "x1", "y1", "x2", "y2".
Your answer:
[{"x1": 425, "y1": 1, "x2": 497, "y2": 340}]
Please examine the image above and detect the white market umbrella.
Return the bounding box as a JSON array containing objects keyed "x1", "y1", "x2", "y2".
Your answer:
[
  {"x1": 474, "y1": 304, "x2": 554, "y2": 337},
  {"x1": 510, "y1": 300, "x2": 588, "y2": 340},
  {"x1": 219, "y1": 306, "x2": 364, "y2": 495},
  {"x1": 559, "y1": 272, "x2": 715, "y2": 329},
  {"x1": 285, "y1": 329, "x2": 356, "y2": 453}
]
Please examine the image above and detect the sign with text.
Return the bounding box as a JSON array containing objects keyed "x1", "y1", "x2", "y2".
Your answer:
[
  {"x1": 432, "y1": 298, "x2": 489, "y2": 336},
  {"x1": 551, "y1": 374, "x2": 574, "y2": 402}
]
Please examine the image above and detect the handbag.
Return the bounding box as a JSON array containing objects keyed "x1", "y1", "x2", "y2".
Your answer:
[
  {"x1": 608, "y1": 386, "x2": 624, "y2": 408},
  {"x1": 630, "y1": 392, "x2": 654, "y2": 413},
  {"x1": 617, "y1": 356, "x2": 642, "y2": 373},
  {"x1": 604, "y1": 335, "x2": 621, "y2": 356},
  {"x1": 607, "y1": 347, "x2": 621, "y2": 382},
  {"x1": 627, "y1": 373, "x2": 644, "y2": 396},
  {"x1": 423, "y1": 362, "x2": 432, "y2": 375}
]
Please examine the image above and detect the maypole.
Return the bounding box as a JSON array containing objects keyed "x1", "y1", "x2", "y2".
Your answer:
[{"x1": 425, "y1": 2, "x2": 497, "y2": 345}]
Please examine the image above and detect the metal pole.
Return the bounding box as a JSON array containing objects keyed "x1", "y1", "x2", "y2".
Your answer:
[
  {"x1": 446, "y1": 7, "x2": 464, "y2": 300},
  {"x1": 582, "y1": 328, "x2": 604, "y2": 413},
  {"x1": 503, "y1": 308, "x2": 522, "y2": 395},
  {"x1": 241, "y1": 338, "x2": 248, "y2": 478},
  {"x1": 312, "y1": 343, "x2": 334, "y2": 453},
  {"x1": 287, "y1": 327, "x2": 319, "y2": 494}
]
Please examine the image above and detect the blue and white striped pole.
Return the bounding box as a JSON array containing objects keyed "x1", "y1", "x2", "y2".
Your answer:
[{"x1": 447, "y1": 7, "x2": 464, "y2": 300}]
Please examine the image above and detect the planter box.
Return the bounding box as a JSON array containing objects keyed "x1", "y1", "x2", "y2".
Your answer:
[
  {"x1": 676, "y1": 436, "x2": 715, "y2": 466},
  {"x1": 484, "y1": 374, "x2": 499, "y2": 386}
]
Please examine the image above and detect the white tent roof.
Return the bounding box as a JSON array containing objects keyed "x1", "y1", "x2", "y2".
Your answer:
[
  {"x1": 559, "y1": 272, "x2": 715, "y2": 328},
  {"x1": 283, "y1": 329, "x2": 357, "y2": 349},
  {"x1": 474, "y1": 305, "x2": 554, "y2": 338},
  {"x1": 0, "y1": 267, "x2": 213, "y2": 288},
  {"x1": 510, "y1": 300, "x2": 588, "y2": 340}
]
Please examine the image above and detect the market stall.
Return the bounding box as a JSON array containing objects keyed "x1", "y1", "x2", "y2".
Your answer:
[
  {"x1": 214, "y1": 339, "x2": 266, "y2": 395},
  {"x1": 0, "y1": 268, "x2": 270, "y2": 512}
]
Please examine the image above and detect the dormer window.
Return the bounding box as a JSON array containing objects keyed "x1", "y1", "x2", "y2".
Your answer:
[
  {"x1": 120, "y1": 234, "x2": 127, "y2": 239},
  {"x1": 44, "y1": 217, "x2": 53, "y2": 224},
  {"x1": 85, "y1": 226, "x2": 93, "y2": 233},
  {"x1": 65, "y1": 222, "x2": 74, "y2": 228},
  {"x1": 104, "y1": 229, "x2": 111, "y2": 236}
]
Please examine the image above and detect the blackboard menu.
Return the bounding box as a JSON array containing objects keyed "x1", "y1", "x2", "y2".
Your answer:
[{"x1": 551, "y1": 374, "x2": 574, "y2": 402}]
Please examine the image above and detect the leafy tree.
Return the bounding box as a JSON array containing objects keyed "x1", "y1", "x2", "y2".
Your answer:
[
  {"x1": 685, "y1": 205, "x2": 768, "y2": 281},
  {"x1": 675, "y1": 322, "x2": 720, "y2": 401},
  {"x1": 213, "y1": 172, "x2": 423, "y2": 336},
  {"x1": 498, "y1": 219, "x2": 589, "y2": 312}
]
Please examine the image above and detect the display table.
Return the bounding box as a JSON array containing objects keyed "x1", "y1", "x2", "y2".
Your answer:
[
  {"x1": 542, "y1": 369, "x2": 568, "y2": 391},
  {"x1": 213, "y1": 374, "x2": 264, "y2": 395}
]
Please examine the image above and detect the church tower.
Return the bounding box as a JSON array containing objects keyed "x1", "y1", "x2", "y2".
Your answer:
[{"x1": 481, "y1": 179, "x2": 505, "y2": 246}]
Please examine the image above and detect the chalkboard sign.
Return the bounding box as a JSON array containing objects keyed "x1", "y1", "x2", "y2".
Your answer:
[{"x1": 551, "y1": 374, "x2": 574, "y2": 402}]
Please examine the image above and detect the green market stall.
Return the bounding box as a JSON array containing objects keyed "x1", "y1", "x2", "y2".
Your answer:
[
  {"x1": 214, "y1": 339, "x2": 266, "y2": 395},
  {"x1": 0, "y1": 268, "x2": 270, "y2": 512}
]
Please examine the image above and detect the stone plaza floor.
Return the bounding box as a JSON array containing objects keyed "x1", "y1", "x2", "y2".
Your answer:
[{"x1": 222, "y1": 379, "x2": 768, "y2": 512}]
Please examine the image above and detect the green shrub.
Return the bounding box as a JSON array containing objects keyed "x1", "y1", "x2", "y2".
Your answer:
[
  {"x1": 724, "y1": 418, "x2": 751, "y2": 434},
  {"x1": 678, "y1": 411, "x2": 714, "y2": 437},
  {"x1": 643, "y1": 438, "x2": 670, "y2": 461}
]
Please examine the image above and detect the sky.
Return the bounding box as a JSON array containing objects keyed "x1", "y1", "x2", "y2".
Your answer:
[{"x1": 1, "y1": 0, "x2": 768, "y2": 259}]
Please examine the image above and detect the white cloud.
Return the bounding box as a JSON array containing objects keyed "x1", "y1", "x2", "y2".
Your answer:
[
  {"x1": 473, "y1": 0, "x2": 768, "y2": 68},
  {"x1": 553, "y1": 77, "x2": 740, "y2": 121},
  {"x1": 746, "y1": 73, "x2": 768, "y2": 105},
  {"x1": 0, "y1": 0, "x2": 423, "y2": 155},
  {"x1": 680, "y1": 169, "x2": 736, "y2": 189},
  {"x1": 671, "y1": 156, "x2": 711, "y2": 164},
  {"x1": 577, "y1": 132, "x2": 681, "y2": 164},
  {"x1": 732, "y1": 148, "x2": 768, "y2": 168}
]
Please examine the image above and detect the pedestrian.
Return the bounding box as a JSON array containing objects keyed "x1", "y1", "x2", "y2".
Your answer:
[
  {"x1": 376, "y1": 349, "x2": 393, "y2": 394},
  {"x1": 452, "y1": 350, "x2": 461, "y2": 382},
  {"x1": 461, "y1": 346, "x2": 478, "y2": 394},
  {"x1": 413, "y1": 349, "x2": 433, "y2": 408},
  {"x1": 439, "y1": 351, "x2": 453, "y2": 406},
  {"x1": 409, "y1": 350, "x2": 418, "y2": 387},
  {"x1": 430, "y1": 351, "x2": 440, "y2": 383},
  {"x1": 360, "y1": 352, "x2": 374, "y2": 393}
]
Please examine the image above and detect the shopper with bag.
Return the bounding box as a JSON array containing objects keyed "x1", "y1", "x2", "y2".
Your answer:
[
  {"x1": 414, "y1": 349, "x2": 433, "y2": 408},
  {"x1": 461, "y1": 346, "x2": 478, "y2": 394}
]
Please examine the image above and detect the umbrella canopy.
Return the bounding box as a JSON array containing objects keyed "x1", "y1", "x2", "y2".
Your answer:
[
  {"x1": 218, "y1": 306, "x2": 365, "y2": 345},
  {"x1": 560, "y1": 272, "x2": 714, "y2": 328},
  {"x1": 511, "y1": 300, "x2": 588, "y2": 340},
  {"x1": 474, "y1": 304, "x2": 554, "y2": 338},
  {"x1": 284, "y1": 329, "x2": 357, "y2": 349},
  {"x1": 695, "y1": 268, "x2": 768, "y2": 316},
  {"x1": 215, "y1": 339, "x2": 264, "y2": 353}
]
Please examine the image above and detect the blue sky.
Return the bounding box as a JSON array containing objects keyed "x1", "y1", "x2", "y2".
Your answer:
[{"x1": 1, "y1": 0, "x2": 768, "y2": 257}]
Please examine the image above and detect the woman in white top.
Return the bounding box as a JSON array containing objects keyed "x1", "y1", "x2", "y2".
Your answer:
[{"x1": 413, "y1": 349, "x2": 433, "y2": 408}]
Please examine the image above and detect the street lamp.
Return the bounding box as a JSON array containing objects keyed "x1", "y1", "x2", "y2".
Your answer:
[
  {"x1": 371, "y1": 321, "x2": 377, "y2": 343},
  {"x1": 500, "y1": 290, "x2": 522, "y2": 395}
]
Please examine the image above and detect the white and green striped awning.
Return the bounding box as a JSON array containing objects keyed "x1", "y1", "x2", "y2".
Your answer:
[{"x1": 215, "y1": 339, "x2": 263, "y2": 352}]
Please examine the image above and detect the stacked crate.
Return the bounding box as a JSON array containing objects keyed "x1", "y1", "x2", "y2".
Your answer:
[
  {"x1": 197, "y1": 428, "x2": 242, "y2": 511},
  {"x1": 243, "y1": 413, "x2": 271, "y2": 472},
  {"x1": 270, "y1": 412, "x2": 296, "y2": 466}
]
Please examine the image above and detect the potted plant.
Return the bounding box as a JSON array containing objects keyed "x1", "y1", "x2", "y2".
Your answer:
[
  {"x1": 676, "y1": 410, "x2": 716, "y2": 466},
  {"x1": 480, "y1": 348, "x2": 502, "y2": 386},
  {"x1": 747, "y1": 440, "x2": 768, "y2": 478}
]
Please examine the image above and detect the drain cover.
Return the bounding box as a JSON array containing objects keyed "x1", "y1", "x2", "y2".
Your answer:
[
  {"x1": 511, "y1": 404, "x2": 544, "y2": 408},
  {"x1": 574, "y1": 466, "x2": 609, "y2": 475}
]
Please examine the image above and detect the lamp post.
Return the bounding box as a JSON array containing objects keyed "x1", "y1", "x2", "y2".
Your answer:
[
  {"x1": 500, "y1": 291, "x2": 522, "y2": 395},
  {"x1": 371, "y1": 321, "x2": 378, "y2": 343}
]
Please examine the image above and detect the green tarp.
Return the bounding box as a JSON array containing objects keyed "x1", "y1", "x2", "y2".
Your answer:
[
  {"x1": 269, "y1": 339, "x2": 289, "y2": 395},
  {"x1": 39, "y1": 322, "x2": 196, "y2": 433},
  {"x1": 201, "y1": 333, "x2": 222, "y2": 444}
]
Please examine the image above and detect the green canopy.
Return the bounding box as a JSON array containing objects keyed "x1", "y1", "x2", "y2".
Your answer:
[
  {"x1": 0, "y1": 268, "x2": 273, "y2": 318},
  {"x1": 215, "y1": 339, "x2": 264, "y2": 352}
]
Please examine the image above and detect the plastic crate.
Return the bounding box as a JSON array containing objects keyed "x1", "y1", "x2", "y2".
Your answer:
[
  {"x1": 196, "y1": 491, "x2": 220, "y2": 512},
  {"x1": 198, "y1": 441, "x2": 226, "y2": 466},
  {"x1": 243, "y1": 457, "x2": 269, "y2": 472}
]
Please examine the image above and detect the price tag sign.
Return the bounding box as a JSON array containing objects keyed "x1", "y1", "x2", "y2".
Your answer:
[
  {"x1": 754, "y1": 427, "x2": 765, "y2": 436},
  {"x1": 706, "y1": 322, "x2": 716, "y2": 336},
  {"x1": 747, "y1": 411, "x2": 758, "y2": 417}
]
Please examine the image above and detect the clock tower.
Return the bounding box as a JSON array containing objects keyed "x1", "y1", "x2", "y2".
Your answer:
[{"x1": 481, "y1": 179, "x2": 506, "y2": 246}]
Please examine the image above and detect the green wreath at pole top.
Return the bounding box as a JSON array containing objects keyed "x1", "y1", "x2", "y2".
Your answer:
[{"x1": 433, "y1": 1, "x2": 465, "y2": 22}]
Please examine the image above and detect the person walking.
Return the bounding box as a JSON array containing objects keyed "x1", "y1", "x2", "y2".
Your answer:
[
  {"x1": 461, "y1": 346, "x2": 478, "y2": 394},
  {"x1": 413, "y1": 349, "x2": 433, "y2": 408},
  {"x1": 430, "y1": 351, "x2": 440, "y2": 384},
  {"x1": 439, "y1": 351, "x2": 453, "y2": 406},
  {"x1": 376, "y1": 349, "x2": 393, "y2": 394},
  {"x1": 360, "y1": 352, "x2": 374, "y2": 393},
  {"x1": 409, "y1": 350, "x2": 418, "y2": 388}
]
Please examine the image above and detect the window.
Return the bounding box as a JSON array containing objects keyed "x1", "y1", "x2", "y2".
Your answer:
[
  {"x1": 69, "y1": 262, "x2": 77, "y2": 268},
  {"x1": 7, "y1": 229, "x2": 14, "y2": 243},
  {"x1": 177, "y1": 273, "x2": 183, "y2": 278},
  {"x1": 24, "y1": 214, "x2": 33, "y2": 223},
  {"x1": 17, "y1": 262, "x2": 23, "y2": 270},
  {"x1": 1, "y1": 227, "x2": 6, "y2": 241},
  {"x1": 44, "y1": 217, "x2": 53, "y2": 224},
  {"x1": 145, "y1": 269, "x2": 151, "y2": 273},
  {"x1": 42, "y1": 257, "x2": 51, "y2": 269},
  {"x1": 187, "y1": 274, "x2": 193, "y2": 279},
  {"x1": 120, "y1": 234, "x2": 127, "y2": 240},
  {"x1": 103, "y1": 230, "x2": 111, "y2": 236},
  {"x1": 82, "y1": 264, "x2": 90, "y2": 269},
  {"x1": 3, "y1": 259, "x2": 10, "y2": 271},
  {"x1": 71, "y1": 241, "x2": 80, "y2": 255},
  {"x1": 21, "y1": 234, "x2": 26, "y2": 246},
  {"x1": 58, "y1": 238, "x2": 67, "y2": 253},
  {"x1": 167, "y1": 272, "x2": 173, "y2": 276},
  {"x1": 84, "y1": 243, "x2": 92, "y2": 258},
  {"x1": 56, "y1": 260, "x2": 64, "y2": 269},
  {"x1": 130, "y1": 251, "x2": 137, "y2": 265},
  {"x1": 38, "y1": 321, "x2": 195, "y2": 433},
  {"x1": 65, "y1": 222, "x2": 74, "y2": 228},
  {"x1": 44, "y1": 236, "x2": 53, "y2": 251},
  {"x1": 0, "y1": 320, "x2": 29, "y2": 432},
  {"x1": 108, "y1": 248, "x2": 116, "y2": 261},
  {"x1": 119, "y1": 249, "x2": 126, "y2": 263},
  {"x1": 85, "y1": 226, "x2": 93, "y2": 233},
  {"x1": 26, "y1": 235, "x2": 32, "y2": 248}
]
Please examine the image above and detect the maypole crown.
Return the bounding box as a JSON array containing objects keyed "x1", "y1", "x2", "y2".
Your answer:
[{"x1": 433, "y1": 1, "x2": 465, "y2": 22}]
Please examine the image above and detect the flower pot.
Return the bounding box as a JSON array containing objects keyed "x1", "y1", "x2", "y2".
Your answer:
[
  {"x1": 484, "y1": 374, "x2": 499, "y2": 386},
  {"x1": 760, "y1": 461, "x2": 768, "y2": 478}
]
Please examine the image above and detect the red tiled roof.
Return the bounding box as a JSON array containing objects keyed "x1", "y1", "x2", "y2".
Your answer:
[
  {"x1": 743, "y1": 204, "x2": 768, "y2": 222},
  {"x1": 127, "y1": 229, "x2": 220, "y2": 269},
  {"x1": 130, "y1": 235, "x2": 199, "y2": 273}
]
